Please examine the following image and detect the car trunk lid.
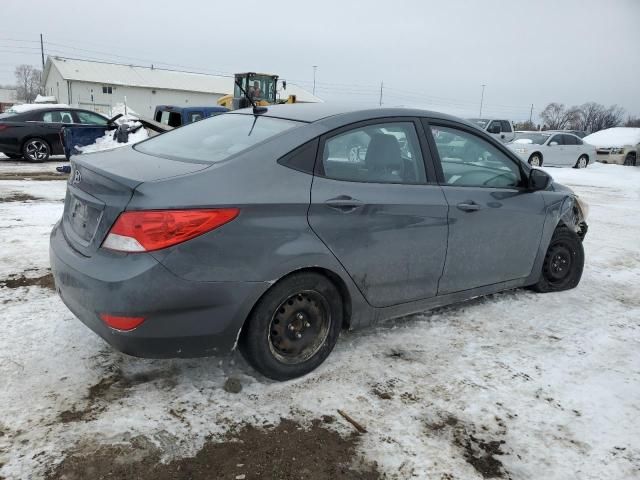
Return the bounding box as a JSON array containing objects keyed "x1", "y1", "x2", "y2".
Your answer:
[{"x1": 61, "y1": 147, "x2": 211, "y2": 256}]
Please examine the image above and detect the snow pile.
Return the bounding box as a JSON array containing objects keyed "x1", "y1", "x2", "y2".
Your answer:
[
  {"x1": 33, "y1": 94, "x2": 57, "y2": 104},
  {"x1": 514, "y1": 138, "x2": 533, "y2": 144},
  {"x1": 110, "y1": 102, "x2": 139, "y2": 124},
  {"x1": 77, "y1": 124, "x2": 149, "y2": 154},
  {"x1": 583, "y1": 127, "x2": 640, "y2": 147},
  {"x1": 7, "y1": 103, "x2": 69, "y2": 113}
]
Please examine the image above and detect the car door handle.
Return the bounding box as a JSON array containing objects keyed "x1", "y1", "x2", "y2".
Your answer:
[
  {"x1": 457, "y1": 201, "x2": 480, "y2": 212},
  {"x1": 325, "y1": 196, "x2": 364, "y2": 212}
]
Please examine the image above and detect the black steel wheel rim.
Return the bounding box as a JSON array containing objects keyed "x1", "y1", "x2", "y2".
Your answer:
[
  {"x1": 268, "y1": 290, "x2": 331, "y2": 365},
  {"x1": 545, "y1": 243, "x2": 572, "y2": 283}
]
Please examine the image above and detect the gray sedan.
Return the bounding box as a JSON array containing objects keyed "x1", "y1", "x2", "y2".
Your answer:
[
  {"x1": 507, "y1": 131, "x2": 595, "y2": 168},
  {"x1": 50, "y1": 105, "x2": 588, "y2": 380}
]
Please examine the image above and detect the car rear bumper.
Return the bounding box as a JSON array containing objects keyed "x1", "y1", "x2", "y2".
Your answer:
[
  {"x1": 49, "y1": 221, "x2": 269, "y2": 358},
  {"x1": 595, "y1": 153, "x2": 625, "y2": 164}
]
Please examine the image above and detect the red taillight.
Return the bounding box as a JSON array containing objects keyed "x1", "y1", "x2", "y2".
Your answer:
[
  {"x1": 0, "y1": 124, "x2": 12, "y2": 131},
  {"x1": 102, "y1": 208, "x2": 239, "y2": 253},
  {"x1": 100, "y1": 314, "x2": 146, "y2": 331}
]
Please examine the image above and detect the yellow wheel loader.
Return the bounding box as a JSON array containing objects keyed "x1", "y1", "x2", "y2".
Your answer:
[{"x1": 217, "y1": 72, "x2": 296, "y2": 110}]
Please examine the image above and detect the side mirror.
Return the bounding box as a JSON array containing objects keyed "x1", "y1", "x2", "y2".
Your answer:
[
  {"x1": 549, "y1": 141, "x2": 558, "y2": 146},
  {"x1": 529, "y1": 168, "x2": 551, "y2": 191}
]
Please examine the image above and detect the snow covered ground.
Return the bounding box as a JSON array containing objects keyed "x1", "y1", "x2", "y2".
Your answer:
[{"x1": 0, "y1": 162, "x2": 638, "y2": 479}]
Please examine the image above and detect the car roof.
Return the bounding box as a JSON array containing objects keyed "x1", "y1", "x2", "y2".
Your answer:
[{"x1": 229, "y1": 103, "x2": 472, "y2": 125}]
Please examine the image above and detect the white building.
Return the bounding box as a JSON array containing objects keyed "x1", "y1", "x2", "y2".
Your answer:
[{"x1": 42, "y1": 56, "x2": 321, "y2": 116}]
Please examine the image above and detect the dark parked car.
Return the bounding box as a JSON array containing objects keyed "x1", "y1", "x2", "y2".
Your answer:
[
  {"x1": 50, "y1": 104, "x2": 588, "y2": 380},
  {"x1": 0, "y1": 107, "x2": 111, "y2": 161},
  {"x1": 154, "y1": 105, "x2": 228, "y2": 127}
]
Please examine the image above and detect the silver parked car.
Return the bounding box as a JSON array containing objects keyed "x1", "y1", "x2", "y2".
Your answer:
[
  {"x1": 507, "y1": 131, "x2": 595, "y2": 168},
  {"x1": 583, "y1": 127, "x2": 640, "y2": 166}
]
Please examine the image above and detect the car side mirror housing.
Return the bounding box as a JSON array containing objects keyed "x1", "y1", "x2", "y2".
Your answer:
[
  {"x1": 549, "y1": 141, "x2": 558, "y2": 146},
  {"x1": 529, "y1": 168, "x2": 551, "y2": 191},
  {"x1": 488, "y1": 125, "x2": 501, "y2": 134}
]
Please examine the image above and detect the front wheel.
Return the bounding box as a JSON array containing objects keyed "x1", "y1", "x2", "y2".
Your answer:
[
  {"x1": 239, "y1": 272, "x2": 343, "y2": 380},
  {"x1": 528, "y1": 154, "x2": 542, "y2": 167},
  {"x1": 574, "y1": 155, "x2": 588, "y2": 169},
  {"x1": 532, "y1": 227, "x2": 584, "y2": 293},
  {"x1": 624, "y1": 153, "x2": 636, "y2": 166},
  {"x1": 22, "y1": 138, "x2": 50, "y2": 162}
]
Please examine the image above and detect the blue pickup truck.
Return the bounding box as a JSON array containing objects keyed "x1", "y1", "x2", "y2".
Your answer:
[{"x1": 154, "y1": 105, "x2": 228, "y2": 127}]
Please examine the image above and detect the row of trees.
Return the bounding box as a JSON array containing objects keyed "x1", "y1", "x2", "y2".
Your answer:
[{"x1": 538, "y1": 102, "x2": 632, "y2": 133}]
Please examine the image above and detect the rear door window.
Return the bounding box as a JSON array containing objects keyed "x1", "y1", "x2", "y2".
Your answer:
[
  {"x1": 135, "y1": 113, "x2": 300, "y2": 163},
  {"x1": 549, "y1": 135, "x2": 564, "y2": 145},
  {"x1": 500, "y1": 121, "x2": 512, "y2": 133},
  {"x1": 319, "y1": 121, "x2": 427, "y2": 184}
]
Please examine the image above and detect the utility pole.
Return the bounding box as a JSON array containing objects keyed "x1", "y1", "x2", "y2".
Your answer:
[
  {"x1": 40, "y1": 34, "x2": 45, "y2": 71},
  {"x1": 379, "y1": 81, "x2": 383, "y2": 106},
  {"x1": 312, "y1": 65, "x2": 317, "y2": 96},
  {"x1": 479, "y1": 84, "x2": 486, "y2": 118},
  {"x1": 40, "y1": 34, "x2": 45, "y2": 94},
  {"x1": 529, "y1": 103, "x2": 534, "y2": 124}
]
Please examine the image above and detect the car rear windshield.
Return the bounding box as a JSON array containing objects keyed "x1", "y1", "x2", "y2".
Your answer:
[
  {"x1": 135, "y1": 113, "x2": 301, "y2": 162},
  {"x1": 0, "y1": 112, "x2": 18, "y2": 119}
]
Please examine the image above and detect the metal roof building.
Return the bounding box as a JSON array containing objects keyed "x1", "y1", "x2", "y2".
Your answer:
[{"x1": 42, "y1": 56, "x2": 321, "y2": 116}]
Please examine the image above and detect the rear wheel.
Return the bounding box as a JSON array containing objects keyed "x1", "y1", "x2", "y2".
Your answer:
[
  {"x1": 22, "y1": 138, "x2": 50, "y2": 162},
  {"x1": 528, "y1": 153, "x2": 542, "y2": 167},
  {"x1": 239, "y1": 272, "x2": 343, "y2": 380},
  {"x1": 624, "y1": 153, "x2": 636, "y2": 166},
  {"x1": 532, "y1": 227, "x2": 584, "y2": 293},
  {"x1": 2, "y1": 153, "x2": 22, "y2": 159},
  {"x1": 574, "y1": 155, "x2": 588, "y2": 169}
]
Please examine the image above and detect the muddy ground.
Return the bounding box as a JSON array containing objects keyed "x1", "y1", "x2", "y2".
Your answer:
[{"x1": 45, "y1": 419, "x2": 381, "y2": 480}]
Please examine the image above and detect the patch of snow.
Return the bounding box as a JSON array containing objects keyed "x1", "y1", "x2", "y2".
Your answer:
[
  {"x1": 513, "y1": 138, "x2": 533, "y2": 144},
  {"x1": 33, "y1": 95, "x2": 58, "y2": 104},
  {"x1": 0, "y1": 162, "x2": 639, "y2": 479},
  {"x1": 7, "y1": 103, "x2": 70, "y2": 113},
  {"x1": 76, "y1": 124, "x2": 149, "y2": 154},
  {"x1": 583, "y1": 127, "x2": 640, "y2": 147}
]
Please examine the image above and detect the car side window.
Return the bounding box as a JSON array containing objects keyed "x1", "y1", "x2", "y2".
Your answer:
[
  {"x1": 321, "y1": 122, "x2": 426, "y2": 184},
  {"x1": 487, "y1": 120, "x2": 501, "y2": 132},
  {"x1": 42, "y1": 111, "x2": 74, "y2": 123},
  {"x1": 563, "y1": 134, "x2": 577, "y2": 145},
  {"x1": 430, "y1": 125, "x2": 523, "y2": 189},
  {"x1": 575, "y1": 136, "x2": 583, "y2": 145},
  {"x1": 76, "y1": 111, "x2": 108, "y2": 125},
  {"x1": 500, "y1": 120, "x2": 512, "y2": 133},
  {"x1": 549, "y1": 135, "x2": 563, "y2": 145}
]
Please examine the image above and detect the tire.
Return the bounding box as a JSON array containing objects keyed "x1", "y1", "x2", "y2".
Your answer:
[
  {"x1": 528, "y1": 153, "x2": 542, "y2": 167},
  {"x1": 532, "y1": 227, "x2": 584, "y2": 293},
  {"x1": 2, "y1": 153, "x2": 22, "y2": 159},
  {"x1": 574, "y1": 155, "x2": 588, "y2": 169},
  {"x1": 239, "y1": 272, "x2": 343, "y2": 380},
  {"x1": 22, "y1": 138, "x2": 50, "y2": 162},
  {"x1": 624, "y1": 153, "x2": 636, "y2": 166}
]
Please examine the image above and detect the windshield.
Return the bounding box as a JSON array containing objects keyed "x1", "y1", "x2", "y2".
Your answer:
[
  {"x1": 234, "y1": 75, "x2": 277, "y2": 103},
  {"x1": 469, "y1": 118, "x2": 489, "y2": 128},
  {"x1": 513, "y1": 132, "x2": 551, "y2": 145},
  {"x1": 135, "y1": 113, "x2": 300, "y2": 162}
]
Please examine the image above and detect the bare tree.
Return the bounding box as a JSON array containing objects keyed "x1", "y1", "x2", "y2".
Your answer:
[
  {"x1": 14, "y1": 65, "x2": 42, "y2": 103},
  {"x1": 591, "y1": 105, "x2": 624, "y2": 132},
  {"x1": 540, "y1": 103, "x2": 579, "y2": 130},
  {"x1": 624, "y1": 116, "x2": 640, "y2": 128}
]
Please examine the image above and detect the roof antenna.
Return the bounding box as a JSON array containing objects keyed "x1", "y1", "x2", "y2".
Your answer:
[{"x1": 235, "y1": 79, "x2": 267, "y2": 114}]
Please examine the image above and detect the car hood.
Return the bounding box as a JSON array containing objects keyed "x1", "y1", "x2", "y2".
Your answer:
[{"x1": 551, "y1": 181, "x2": 574, "y2": 195}]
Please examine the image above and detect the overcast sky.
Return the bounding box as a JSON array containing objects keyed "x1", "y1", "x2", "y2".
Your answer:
[{"x1": 1, "y1": 0, "x2": 638, "y2": 121}]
